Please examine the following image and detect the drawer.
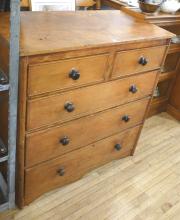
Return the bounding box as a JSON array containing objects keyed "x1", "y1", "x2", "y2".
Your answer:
[
  {"x1": 28, "y1": 54, "x2": 109, "y2": 96},
  {"x1": 26, "y1": 98, "x2": 149, "y2": 167},
  {"x1": 27, "y1": 71, "x2": 157, "y2": 130},
  {"x1": 112, "y1": 46, "x2": 166, "y2": 78},
  {"x1": 25, "y1": 125, "x2": 141, "y2": 204}
]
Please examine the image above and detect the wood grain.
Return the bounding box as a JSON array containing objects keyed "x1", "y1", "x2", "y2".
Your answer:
[
  {"x1": 168, "y1": 66, "x2": 180, "y2": 120},
  {"x1": 25, "y1": 99, "x2": 149, "y2": 167},
  {"x1": 167, "y1": 104, "x2": 180, "y2": 121},
  {"x1": 112, "y1": 46, "x2": 166, "y2": 78},
  {"x1": 25, "y1": 126, "x2": 140, "y2": 205},
  {"x1": 28, "y1": 54, "x2": 109, "y2": 96},
  {"x1": 27, "y1": 72, "x2": 156, "y2": 130},
  {"x1": 103, "y1": 1, "x2": 179, "y2": 119},
  {"x1": 15, "y1": 57, "x2": 29, "y2": 208},
  {"x1": 2, "y1": 113, "x2": 180, "y2": 219},
  {"x1": 20, "y1": 0, "x2": 29, "y2": 7},
  {"x1": 0, "y1": 12, "x2": 171, "y2": 208},
  {"x1": 0, "y1": 11, "x2": 173, "y2": 56}
]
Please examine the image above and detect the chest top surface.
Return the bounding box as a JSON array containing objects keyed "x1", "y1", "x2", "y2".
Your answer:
[{"x1": 0, "y1": 11, "x2": 173, "y2": 56}]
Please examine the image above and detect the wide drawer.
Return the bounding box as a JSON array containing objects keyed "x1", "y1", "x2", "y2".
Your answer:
[
  {"x1": 28, "y1": 54, "x2": 109, "y2": 96},
  {"x1": 25, "y1": 125, "x2": 141, "y2": 205},
  {"x1": 27, "y1": 71, "x2": 156, "y2": 130},
  {"x1": 112, "y1": 46, "x2": 166, "y2": 78},
  {"x1": 26, "y1": 98, "x2": 149, "y2": 167}
]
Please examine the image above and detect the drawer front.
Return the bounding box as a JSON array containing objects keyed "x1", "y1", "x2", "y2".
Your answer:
[
  {"x1": 112, "y1": 46, "x2": 166, "y2": 78},
  {"x1": 27, "y1": 71, "x2": 156, "y2": 130},
  {"x1": 25, "y1": 125, "x2": 141, "y2": 204},
  {"x1": 26, "y1": 98, "x2": 149, "y2": 167},
  {"x1": 28, "y1": 54, "x2": 109, "y2": 96}
]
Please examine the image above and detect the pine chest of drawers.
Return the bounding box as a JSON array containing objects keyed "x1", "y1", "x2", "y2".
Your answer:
[{"x1": 0, "y1": 11, "x2": 173, "y2": 208}]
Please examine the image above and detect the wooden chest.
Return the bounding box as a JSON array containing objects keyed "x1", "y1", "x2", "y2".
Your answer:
[{"x1": 0, "y1": 11, "x2": 173, "y2": 208}]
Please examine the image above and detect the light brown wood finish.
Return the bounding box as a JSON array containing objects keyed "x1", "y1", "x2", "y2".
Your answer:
[
  {"x1": 101, "y1": 2, "x2": 179, "y2": 118},
  {"x1": 0, "y1": 37, "x2": 9, "y2": 75},
  {"x1": 102, "y1": 0, "x2": 180, "y2": 27},
  {"x1": 20, "y1": 11, "x2": 172, "y2": 56},
  {"x1": 121, "y1": 7, "x2": 180, "y2": 27},
  {"x1": 26, "y1": 99, "x2": 149, "y2": 167},
  {"x1": 2, "y1": 113, "x2": 180, "y2": 220},
  {"x1": 27, "y1": 39, "x2": 169, "y2": 65},
  {"x1": 27, "y1": 72, "x2": 156, "y2": 130},
  {"x1": 15, "y1": 57, "x2": 29, "y2": 208},
  {"x1": 20, "y1": 0, "x2": 29, "y2": 7},
  {"x1": 167, "y1": 104, "x2": 180, "y2": 121},
  {"x1": 76, "y1": 0, "x2": 96, "y2": 7},
  {"x1": 148, "y1": 97, "x2": 168, "y2": 118},
  {"x1": 112, "y1": 46, "x2": 166, "y2": 78},
  {"x1": 0, "y1": 12, "x2": 173, "y2": 57},
  {"x1": 102, "y1": 0, "x2": 180, "y2": 120},
  {"x1": 21, "y1": 0, "x2": 101, "y2": 9},
  {"x1": 0, "y1": 12, "x2": 172, "y2": 207},
  {"x1": 25, "y1": 125, "x2": 141, "y2": 204},
  {"x1": 28, "y1": 54, "x2": 109, "y2": 96}
]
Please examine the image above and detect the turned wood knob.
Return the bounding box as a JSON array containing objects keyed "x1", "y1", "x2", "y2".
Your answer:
[
  {"x1": 139, "y1": 57, "x2": 148, "y2": 66},
  {"x1": 129, "y1": 85, "x2": 138, "y2": 94},
  {"x1": 114, "y1": 144, "x2": 122, "y2": 151},
  {"x1": 69, "y1": 69, "x2": 80, "y2": 80},
  {"x1": 57, "y1": 167, "x2": 65, "y2": 176},
  {"x1": 59, "y1": 136, "x2": 70, "y2": 146},
  {"x1": 122, "y1": 115, "x2": 130, "y2": 122},
  {"x1": 64, "y1": 102, "x2": 75, "y2": 112}
]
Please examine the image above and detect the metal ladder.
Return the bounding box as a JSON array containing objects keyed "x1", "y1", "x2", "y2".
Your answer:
[{"x1": 0, "y1": 0, "x2": 20, "y2": 211}]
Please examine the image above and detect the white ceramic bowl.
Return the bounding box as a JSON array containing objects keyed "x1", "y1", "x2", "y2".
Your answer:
[{"x1": 161, "y1": 1, "x2": 180, "y2": 14}]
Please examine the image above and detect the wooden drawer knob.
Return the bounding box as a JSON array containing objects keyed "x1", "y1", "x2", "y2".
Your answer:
[
  {"x1": 57, "y1": 167, "x2": 65, "y2": 176},
  {"x1": 69, "y1": 69, "x2": 80, "y2": 80},
  {"x1": 114, "y1": 144, "x2": 122, "y2": 151},
  {"x1": 139, "y1": 57, "x2": 148, "y2": 66},
  {"x1": 122, "y1": 115, "x2": 130, "y2": 122},
  {"x1": 64, "y1": 102, "x2": 75, "y2": 112},
  {"x1": 129, "y1": 85, "x2": 138, "y2": 94},
  {"x1": 59, "y1": 136, "x2": 70, "y2": 146}
]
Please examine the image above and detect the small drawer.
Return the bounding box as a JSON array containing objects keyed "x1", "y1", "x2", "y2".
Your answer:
[
  {"x1": 26, "y1": 98, "x2": 149, "y2": 167},
  {"x1": 27, "y1": 71, "x2": 157, "y2": 130},
  {"x1": 112, "y1": 46, "x2": 166, "y2": 78},
  {"x1": 28, "y1": 54, "x2": 109, "y2": 96},
  {"x1": 25, "y1": 125, "x2": 141, "y2": 205}
]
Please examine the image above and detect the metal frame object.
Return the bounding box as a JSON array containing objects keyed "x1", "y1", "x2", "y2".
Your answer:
[{"x1": 0, "y1": 0, "x2": 20, "y2": 211}]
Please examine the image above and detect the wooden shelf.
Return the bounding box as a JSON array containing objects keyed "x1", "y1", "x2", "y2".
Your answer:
[
  {"x1": 151, "y1": 96, "x2": 168, "y2": 105},
  {"x1": 148, "y1": 96, "x2": 168, "y2": 117},
  {"x1": 159, "y1": 71, "x2": 177, "y2": 82},
  {"x1": 168, "y1": 43, "x2": 180, "y2": 54},
  {"x1": 120, "y1": 6, "x2": 180, "y2": 27},
  {"x1": 167, "y1": 104, "x2": 180, "y2": 121}
]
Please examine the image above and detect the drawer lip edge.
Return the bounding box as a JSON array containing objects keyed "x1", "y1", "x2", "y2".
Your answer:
[
  {"x1": 26, "y1": 97, "x2": 151, "y2": 135},
  {"x1": 27, "y1": 69, "x2": 160, "y2": 100},
  {"x1": 28, "y1": 52, "x2": 110, "y2": 68},
  {"x1": 27, "y1": 53, "x2": 110, "y2": 97},
  {"x1": 24, "y1": 123, "x2": 143, "y2": 170}
]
